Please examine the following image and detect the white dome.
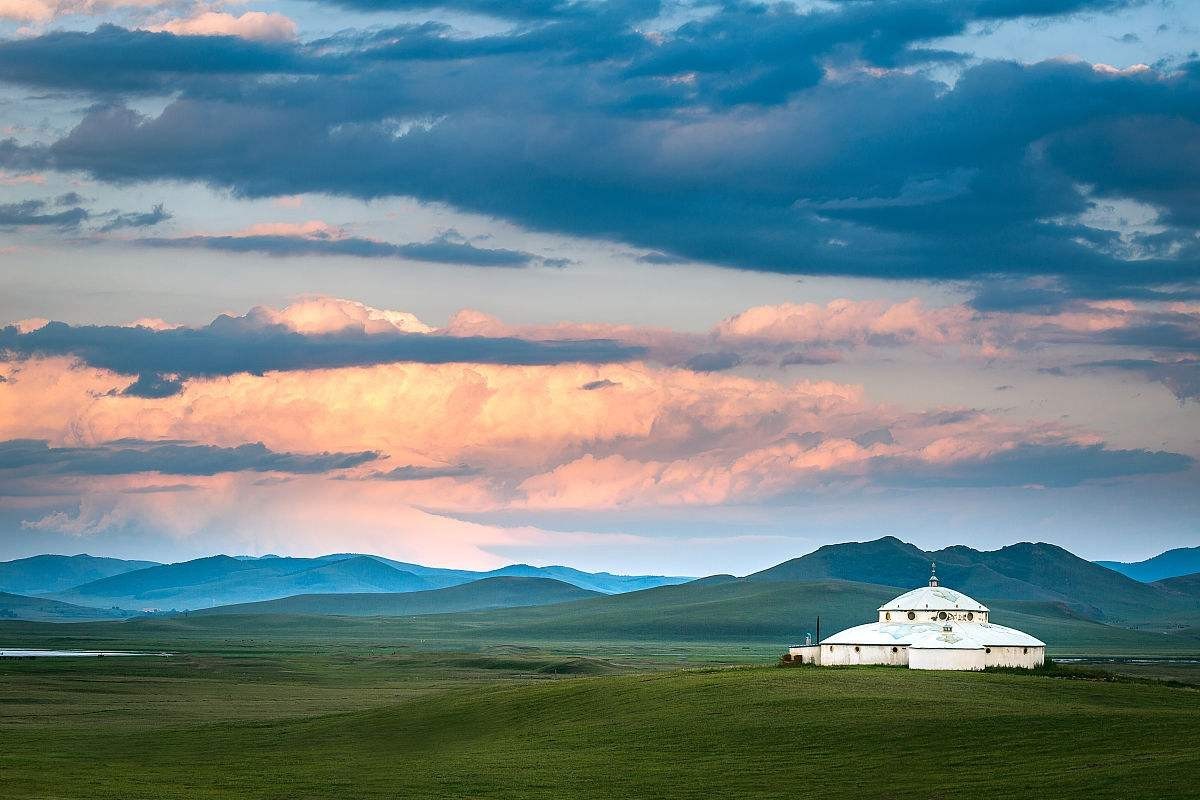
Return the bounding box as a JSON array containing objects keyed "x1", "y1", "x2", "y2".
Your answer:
[
  {"x1": 879, "y1": 585, "x2": 988, "y2": 613},
  {"x1": 908, "y1": 626, "x2": 983, "y2": 650},
  {"x1": 821, "y1": 620, "x2": 1044, "y2": 648}
]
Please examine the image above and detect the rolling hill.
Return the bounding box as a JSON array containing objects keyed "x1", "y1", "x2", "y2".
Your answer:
[
  {"x1": 0, "y1": 591, "x2": 136, "y2": 622},
  {"x1": 250, "y1": 577, "x2": 1193, "y2": 655},
  {"x1": 343, "y1": 555, "x2": 692, "y2": 594},
  {"x1": 0, "y1": 554, "x2": 159, "y2": 595},
  {"x1": 747, "y1": 536, "x2": 1191, "y2": 622},
  {"x1": 1099, "y1": 546, "x2": 1200, "y2": 582},
  {"x1": 189, "y1": 576, "x2": 601, "y2": 616},
  {"x1": 52, "y1": 555, "x2": 433, "y2": 611}
]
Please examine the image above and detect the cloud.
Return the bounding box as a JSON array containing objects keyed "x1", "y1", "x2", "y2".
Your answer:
[
  {"x1": 98, "y1": 202, "x2": 170, "y2": 232},
  {"x1": 0, "y1": 25, "x2": 330, "y2": 92},
  {"x1": 135, "y1": 225, "x2": 548, "y2": 267},
  {"x1": 0, "y1": 6, "x2": 1194, "y2": 298},
  {"x1": 872, "y1": 443, "x2": 1193, "y2": 489},
  {"x1": 368, "y1": 463, "x2": 481, "y2": 480},
  {"x1": 149, "y1": 11, "x2": 298, "y2": 43},
  {"x1": 0, "y1": 199, "x2": 88, "y2": 227},
  {"x1": 1073, "y1": 358, "x2": 1200, "y2": 402},
  {"x1": 0, "y1": 299, "x2": 643, "y2": 395},
  {"x1": 0, "y1": 438, "x2": 378, "y2": 478}
]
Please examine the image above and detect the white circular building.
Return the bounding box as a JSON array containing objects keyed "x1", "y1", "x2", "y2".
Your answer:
[{"x1": 786, "y1": 567, "x2": 1045, "y2": 670}]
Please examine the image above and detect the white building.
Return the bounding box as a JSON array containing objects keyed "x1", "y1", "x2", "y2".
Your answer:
[{"x1": 784, "y1": 567, "x2": 1045, "y2": 670}]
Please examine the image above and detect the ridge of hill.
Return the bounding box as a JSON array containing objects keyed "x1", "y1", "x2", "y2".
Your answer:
[
  {"x1": 1098, "y1": 546, "x2": 1200, "y2": 582},
  {"x1": 189, "y1": 576, "x2": 601, "y2": 617},
  {"x1": 747, "y1": 536, "x2": 1190, "y2": 621},
  {"x1": 51, "y1": 555, "x2": 432, "y2": 611},
  {"x1": 0, "y1": 554, "x2": 159, "y2": 595},
  {"x1": 0, "y1": 591, "x2": 135, "y2": 622}
]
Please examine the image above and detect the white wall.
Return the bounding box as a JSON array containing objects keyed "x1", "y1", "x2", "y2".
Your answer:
[
  {"x1": 908, "y1": 647, "x2": 986, "y2": 671},
  {"x1": 786, "y1": 645, "x2": 822, "y2": 665},
  {"x1": 983, "y1": 646, "x2": 1044, "y2": 669},
  {"x1": 820, "y1": 644, "x2": 908, "y2": 666},
  {"x1": 878, "y1": 610, "x2": 987, "y2": 624}
]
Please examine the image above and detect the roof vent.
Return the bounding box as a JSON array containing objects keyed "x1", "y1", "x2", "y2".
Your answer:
[{"x1": 929, "y1": 561, "x2": 939, "y2": 588}]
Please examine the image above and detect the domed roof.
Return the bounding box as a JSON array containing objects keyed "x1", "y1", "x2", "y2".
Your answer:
[
  {"x1": 908, "y1": 625, "x2": 983, "y2": 650},
  {"x1": 820, "y1": 620, "x2": 1043, "y2": 647},
  {"x1": 878, "y1": 585, "x2": 988, "y2": 613}
]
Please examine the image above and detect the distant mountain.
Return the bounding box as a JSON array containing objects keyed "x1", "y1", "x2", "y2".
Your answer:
[
  {"x1": 332, "y1": 554, "x2": 693, "y2": 594},
  {"x1": 0, "y1": 554, "x2": 159, "y2": 595},
  {"x1": 1098, "y1": 547, "x2": 1200, "y2": 583},
  {"x1": 0, "y1": 591, "x2": 135, "y2": 622},
  {"x1": 746, "y1": 536, "x2": 1192, "y2": 622},
  {"x1": 478, "y1": 564, "x2": 691, "y2": 594},
  {"x1": 51, "y1": 555, "x2": 432, "y2": 611},
  {"x1": 190, "y1": 576, "x2": 601, "y2": 617}
]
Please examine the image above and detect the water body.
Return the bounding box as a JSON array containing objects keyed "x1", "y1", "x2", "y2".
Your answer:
[{"x1": 0, "y1": 649, "x2": 171, "y2": 658}]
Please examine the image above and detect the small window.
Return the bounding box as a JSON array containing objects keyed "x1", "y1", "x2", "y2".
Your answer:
[
  {"x1": 854, "y1": 646, "x2": 860, "y2": 652},
  {"x1": 885, "y1": 612, "x2": 892, "y2": 621},
  {"x1": 891, "y1": 647, "x2": 898, "y2": 653},
  {"x1": 907, "y1": 611, "x2": 916, "y2": 620},
  {"x1": 1023, "y1": 648, "x2": 1028, "y2": 654},
  {"x1": 829, "y1": 646, "x2": 834, "y2": 652},
  {"x1": 966, "y1": 612, "x2": 973, "y2": 621},
  {"x1": 985, "y1": 647, "x2": 991, "y2": 654},
  {"x1": 937, "y1": 611, "x2": 948, "y2": 621}
]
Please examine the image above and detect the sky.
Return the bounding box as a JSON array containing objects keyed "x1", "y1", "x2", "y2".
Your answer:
[{"x1": 0, "y1": 0, "x2": 1197, "y2": 574}]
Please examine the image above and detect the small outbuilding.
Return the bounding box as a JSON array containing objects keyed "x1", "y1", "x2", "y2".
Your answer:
[{"x1": 784, "y1": 565, "x2": 1045, "y2": 670}]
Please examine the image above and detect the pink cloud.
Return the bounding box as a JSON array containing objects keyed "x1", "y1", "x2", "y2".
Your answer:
[{"x1": 149, "y1": 11, "x2": 298, "y2": 43}]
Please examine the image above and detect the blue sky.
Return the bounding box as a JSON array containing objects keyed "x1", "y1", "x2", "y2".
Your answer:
[{"x1": 0, "y1": 0, "x2": 1196, "y2": 572}]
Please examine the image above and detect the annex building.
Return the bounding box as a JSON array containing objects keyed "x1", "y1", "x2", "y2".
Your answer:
[{"x1": 785, "y1": 567, "x2": 1045, "y2": 670}]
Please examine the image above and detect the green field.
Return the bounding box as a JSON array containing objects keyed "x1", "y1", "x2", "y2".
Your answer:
[{"x1": 2, "y1": 612, "x2": 1199, "y2": 800}]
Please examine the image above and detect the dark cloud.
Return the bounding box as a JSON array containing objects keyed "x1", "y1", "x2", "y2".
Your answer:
[
  {"x1": 368, "y1": 463, "x2": 481, "y2": 480},
  {"x1": 1074, "y1": 358, "x2": 1200, "y2": 402},
  {"x1": 0, "y1": 438, "x2": 379, "y2": 477},
  {"x1": 0, "y1": 316, "x2": 643, "y2": 395},
  {"x1": 0, "y1": 199, "x2": 87, "y2": 228},
  {"x1": 684, "y1": 352, "x2": 742, "y2": 372},
  {"x1": 874, "y1": 442, "x2": 1193, "y2": 488},
  {"x1": 99, "y1": 203, "x2": 171, "y2": 232},
  {"x1": 137, "y1": 229, "x2": 543, "y2": 267},
  {"x1": 0, "y1": 3, "x2": 1195, "y2": 298},
  {"x1": 0, "y1": 25, "x2": 333, "y2": 93},
  {"x1": 580, "y1": 378, "x2": 618, "y2": 390}
]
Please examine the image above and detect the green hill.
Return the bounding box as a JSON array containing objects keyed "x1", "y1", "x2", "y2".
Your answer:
[
  {"x1": 190, "y1": 576, "x2": 601, "y2": 616},
  {"x1": 0, "y1": 591, "x2": 134, "y2": 622},
  {"x1": 365, "y1": 578, "x2": 1197, "y2": 655},
  {"x1": 747, "y1": 536, "x2": 1189, "y2": 622},
  {"x1": 4, "y1": 667, "x2": 1197, "y2": 799},
  {"x1": 0, "y1": 554, "x2": 158, "y2": 595},
  {"x1": 1156, "y1": 572, "x2": 1200, "y2": 595}
]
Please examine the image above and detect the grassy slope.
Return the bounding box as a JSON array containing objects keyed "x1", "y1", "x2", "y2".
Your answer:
[
  {"x1": 187, "y1": 576, "x2": 602, "y2": 616},
  {"x1": 5, "y1": 576, "x2": 1192, "y2": 656},
  {"x1": 0, "y1": 591, "x2": 133, "y2": 621},
  {"x1": 1, "y1": 665, "x2": 1197, "y2": 800}
]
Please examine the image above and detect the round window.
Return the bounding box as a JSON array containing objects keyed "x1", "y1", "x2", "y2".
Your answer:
[
  {"x1": 966, "y1": 612, "x2": 973, "y2": 621},
  {"x1": 985, "y1": 647, "x2": 991, "y2": 654},
  {"x1": 854, "y1": 646, "x2": 860, "y2": 652},
  {"x1": 891, "y1": 647, "x2": 898, "y2": 653},
  {"x1": 937, "y1": 611, "x2": 948, "y2": 621},
  {"x1": 907, "y1": 611, "x2": 916, "y2": 620}
]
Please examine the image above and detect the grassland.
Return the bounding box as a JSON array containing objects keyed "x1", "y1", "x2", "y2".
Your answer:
[
  {"x1": 1, "y1": 611, "x2": 1199, "y2": 800},
  {"x1": 1, "y1": 647, "x2": 1198, "y2": 800}
]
